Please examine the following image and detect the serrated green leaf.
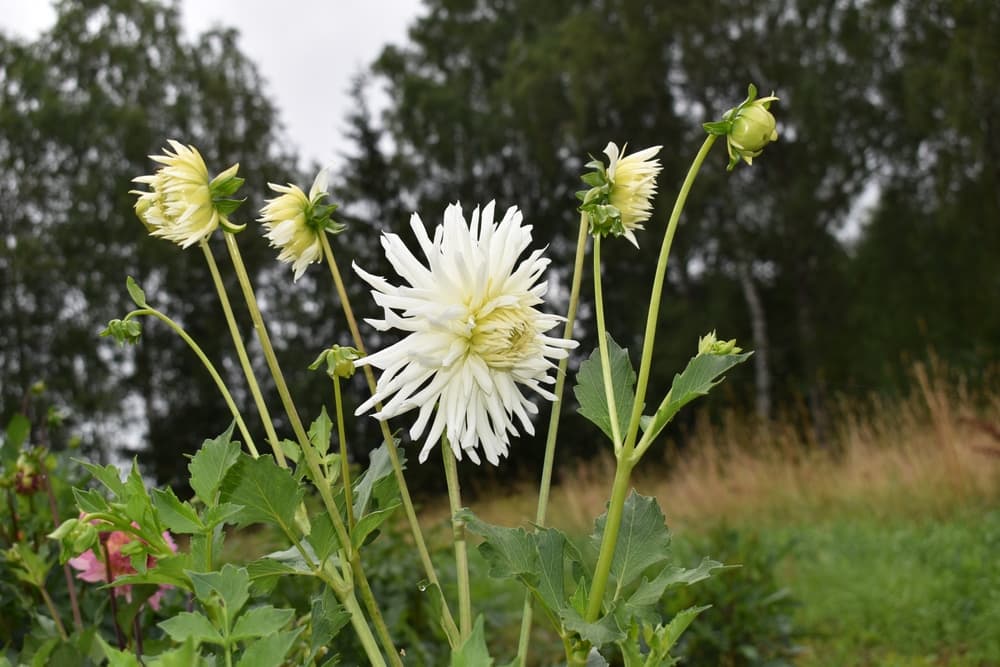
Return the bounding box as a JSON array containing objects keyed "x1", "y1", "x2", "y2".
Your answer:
[
  {"x1": 158, "y1": 612, "x2": 224, "y2": 645},
  {"x1": 352, "y1": 439, "x2": 398, "y2": 518},
  {"x1": 236, "y1": 629, "x2": 302, "y2": 667},
  {"x1": 218, "y1": 454, "x2": 303, "y2": 531},
  {"x1": 462, "y1": 511, "x2": 581, "y2": 616},
  {"x1": 125, "y1": 276, "x2": 148, "y2": 308},
  {"x1": 309, "y1": 588, "x2": 350, "y2": 663},
  {"x1": 115, "y1": 553, "x2": 193, "y2": 590},
  {"x1": 278, "y1": 439, "x2": 300, "y2": 463},
  {"x1": 73, "y1": 487, "x2": 110, "y2": 514},
  {"x1": 308, "y1": 408, "x2": 332, "y2": 458},
  {"x1": 574, "y1": 334, "x2": 638, "y2": 442},
  {"x1": 188, "y1": 564, "x2": 250, "y2": 617},
  {"x1": 151, "y1": 488, "x2": 204, "y2": 534},
  {"x1": 649, "y1": 605, "x2": 710, "y2": 654},
  {"x1": 450, "y1": 615, "x2": 493, "y2": 666},
  {"x1": 247, "y1": 544, "x2": 318, "y2": 593},
  {"x1": 203, "y1": 502, "x2": 244, "y2": 528},
  {"x1": 146, "y1": 639, "x2": 206, "y2": 667},
  {"x1": 627, "y1": 558, "x2": 728, "y2": 612},
  {"x1": 591, "y1": 492, "x2": 672, "y2": 600},
  {"x1": 80, "y1": 461, "x2": 126, "y2": 498},
  {"x1": 561, "y1": 606, "x2": 626, "y2": 647},
  {"x1": 308, "y1": 512, "x2": 341, "y2": 562},
  {"x1": 189, "y1": 425, "x2": 241, "y2": 504},
  {"x1": 230, "y1": 605, "x2": 295, "y2": 641},
  {"x1": 350, "y1": 502, "x2": 401, "y2": 550},
  {"x1": 643, "y1": 352, "x2": 752, "y2": 444}
]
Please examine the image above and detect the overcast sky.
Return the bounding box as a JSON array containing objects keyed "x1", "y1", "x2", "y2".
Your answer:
[{"x1": 0, "y1": 0, "x2": 423, "y2": 169}]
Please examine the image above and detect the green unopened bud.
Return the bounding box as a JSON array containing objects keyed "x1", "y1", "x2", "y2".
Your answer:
[
  {"x1": 30, "y1": 380, "x2": 46, "y2": 395},
  {"x1": 49, "y1": 518, "x2": 98, "y2": 562},
  {"x1": 697, "y1": 330, "x2": 742, "y2": 356},
  {"x1": 704, "y1": 83, "x2": 779, "y2": 171},
  {"x1": 309, "y1": 345, "x2": 360, "y2": 379},
  {"x1": 730, "y1": 104, "x2": 777, "y2": 155},
  {"x1": 101, "y1": 318, "x2": 142, "y2": 346}
]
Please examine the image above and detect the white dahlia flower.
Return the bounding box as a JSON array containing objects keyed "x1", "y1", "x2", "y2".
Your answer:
[
  {"x1": 259, "y1": 169, "x2": 343, "y2": 281},
  {"x1": 603, "y1": 142, "x2": 662, "y2": 246},
  {"x1": 131, "y1": 140, "x2": 242, "y2": 248},
  {"x1": 353, "y1": 202, "x2": 578, "y2": 465}
]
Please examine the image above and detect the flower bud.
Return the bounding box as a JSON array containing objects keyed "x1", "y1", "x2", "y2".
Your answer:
[
  {"x1": 309, "y1": 345, "x2": 360, "y2": 379},
  {"x1": 101, "y1": 318, "x2": 142, "y2": 346},
  {"x1": 730, "y1": 104, "x2": 778, "y2": 155},
  {"x1": 704, "y1": 84, "x2": 779, "y2": 171},
  {"x1": 697, "y1": 330, "x2": 742, "y2": 356}
]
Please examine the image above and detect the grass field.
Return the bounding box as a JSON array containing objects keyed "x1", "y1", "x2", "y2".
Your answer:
[{"x1": 453, "y1": 363, "x2": 1000, "y2": 665}]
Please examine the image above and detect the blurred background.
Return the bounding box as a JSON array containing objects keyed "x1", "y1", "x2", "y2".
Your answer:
[{"x1": 2, "y1": 1, "x2": 999, "y2": 664}]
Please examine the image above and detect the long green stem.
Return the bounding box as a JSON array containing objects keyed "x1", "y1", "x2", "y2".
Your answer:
[
  {"x1": 38, "y1": 585, "x2": 68, "y2": 641},
  {"x1": 341, "y1": 584, "x2": 389, "y2": 667},
  {"x1": 126, "y1": 308, "x2": 257, "y2": 456},
  {"x1": 199, "y1": 239, "x2": 286, "y2": 467},
  {"x1": 351, "y1": 554, "x2": 403, "y2": 667},
  {"x1": 623, "y1": 135, "x2": 717, "y2": 451},
  {"x1": 585, "y1": 457, "x2": 635, "y2": 621},
  {"x1": 442, "y1": 437, "x2": 472, "y2": 640},
  {"x1": 318, "y1": 232, "x2": 461, "y2": 645},
  {"x1": 592, "y1": 236, "x2": 623, "y2": 453},
  {"x1": 516, "y1": 213, "x2": 589, "y2": 664},
  {"x1": 333, "y1": 377, "x2": 353, "y2": 530},
  {"x1": 224, "y1": 233, "x2": 398, "y2": 656}
]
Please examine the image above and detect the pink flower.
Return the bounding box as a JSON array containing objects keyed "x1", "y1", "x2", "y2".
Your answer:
[{"x1": 69, "y1": 526, "x2": 177, "y2": 610}]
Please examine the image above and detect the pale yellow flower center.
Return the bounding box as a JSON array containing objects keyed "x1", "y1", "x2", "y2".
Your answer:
[{"x1": 469, "y1": 304, "x2": 536, "y2": 370}]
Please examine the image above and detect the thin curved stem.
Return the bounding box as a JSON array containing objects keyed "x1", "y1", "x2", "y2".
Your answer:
[
  {"x1": 199, "y1": 239, "x2": 287, "y2": 467},
  {"x1": 318, "y1": 232, "x2": 461, "y2": 646},
  {"x1": 442, "y1": 437, "x2": 472, "y2": 641},
  {"x1": 623, "y1": 135, "x2": 717, "y2": 452},
  {"x1": 592, "y1": 235, "x2": 624, "y2": 453},
  {"x1": 515, "y1": 213, "x2": 589, "y2": 664},
  {"x1": 126, "y1": 308, "x2": 257, "y2": 456}
]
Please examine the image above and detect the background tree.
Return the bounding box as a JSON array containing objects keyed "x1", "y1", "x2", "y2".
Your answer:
[
  {"x1": 0, "y1": 0, "x2": 333, "y2": 486},
  {"x1": 336, "y1": 0, "x2": 1000, "y2": 472}
]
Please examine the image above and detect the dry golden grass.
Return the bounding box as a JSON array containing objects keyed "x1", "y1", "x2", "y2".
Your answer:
[{"x1": 458, "y1": 362, "x2": 1000, "y2": 534}]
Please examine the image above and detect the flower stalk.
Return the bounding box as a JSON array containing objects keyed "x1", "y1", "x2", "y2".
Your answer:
[
  {"x1": 319, "y1": 231, "x2": 461, "y2": 646},
  {"x1": 119, "y1": 308, "x2": 257, "y2": 456},
  {"x1": 199, "y1": 239, "x2": 287, "y2": 467},
  {"x1": 223, "y1": 231, "x2": 400, "y2": 661},
  {"x1": 442, "y1": 434, "x2": 472, "y2": 640}
]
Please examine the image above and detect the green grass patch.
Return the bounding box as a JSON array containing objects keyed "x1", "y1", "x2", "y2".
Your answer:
[{"x1": 677, "y1": 507, "x2": 1000, "y2": 666}]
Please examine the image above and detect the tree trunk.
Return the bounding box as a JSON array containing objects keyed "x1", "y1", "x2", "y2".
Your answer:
[{"x1": 737, "y1": 262, "x2": 771, "y2": 420}]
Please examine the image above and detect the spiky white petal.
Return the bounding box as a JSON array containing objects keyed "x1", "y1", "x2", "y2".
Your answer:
[
  {"x1": 130, "y1": 140, "x2": 221, "y2": 248},
  {"x1": 259, "y1": 169, "x2": 331, "y2": 281},
  {"x1": 354, "y1": 202, "x2": 577, "y2": 465},
  {"x1": 603, "y1": 142, "x2": 662, "y2": 247}
]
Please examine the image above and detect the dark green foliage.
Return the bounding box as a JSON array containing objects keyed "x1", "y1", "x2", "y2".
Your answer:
[{"x1": 665, "y1": 528, "x2": 802, "y2": 666}]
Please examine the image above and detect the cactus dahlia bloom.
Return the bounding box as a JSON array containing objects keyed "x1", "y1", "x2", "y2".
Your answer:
[
  {"x1": 353, "y1": 202, "x2": 578, "y2": 465},
  {"x1": 604, "y1": 142, "x2": 662, "y2": 245},
  {"x1": 578, "y1": 142, "x2": 662, "y2": 247},
  {"x1": 259, "y1": 169, "x2": 343, "y2": 281},
  {"x1": 131, "y1": 140, "x2": 241, "y2": 248}
]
